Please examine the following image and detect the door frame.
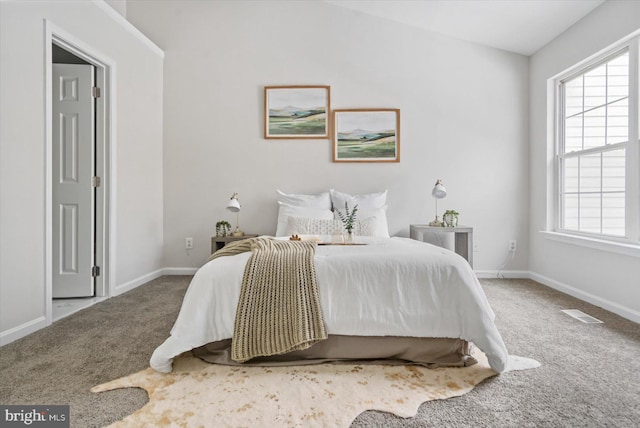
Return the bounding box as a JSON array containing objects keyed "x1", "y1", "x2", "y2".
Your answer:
[{"x1": 45, "y1": 21, "x2": 114, "y2": 324}]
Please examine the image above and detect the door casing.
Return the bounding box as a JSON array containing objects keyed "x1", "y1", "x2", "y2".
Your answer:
[{"x1": 45, "y1": 21, "x2": 113, "y2": 324}]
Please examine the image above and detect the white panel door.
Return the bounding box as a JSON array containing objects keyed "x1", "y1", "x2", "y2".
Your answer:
[{"x1": 52, "y1": 64, "x2": 95, "y2": 298}]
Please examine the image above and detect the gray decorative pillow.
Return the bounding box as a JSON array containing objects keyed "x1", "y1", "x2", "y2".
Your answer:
[{"x1": 285, "y1": 216, "x2": 376, "y2": 236}]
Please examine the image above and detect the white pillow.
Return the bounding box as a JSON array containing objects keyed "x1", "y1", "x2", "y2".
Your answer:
[
  {"x1": 285, "y1": 216, "x2": 377, "y2": 236},
  {"x1": 275, "y1": 190, "x2": 332, "y2": 237},
  {"x1": 286, "y1": 217, "x2": 341, "y2": 236},
  {"x1": 275, "y1": 203, "x2": 333, "y2": 237},
  {"x1": 329, "y1": 189, "x2": 387, "y2": 211},
  {"x1": 330, "y1": 190, "x2": 390, "y2": 238},
  {"x1": 277, "y1": 189, "x2": 331, "y2": 209}
]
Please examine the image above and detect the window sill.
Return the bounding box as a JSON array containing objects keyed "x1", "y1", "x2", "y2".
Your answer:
[{"x1": 540, "y1": 231, "x2": 640, "y2": 258}]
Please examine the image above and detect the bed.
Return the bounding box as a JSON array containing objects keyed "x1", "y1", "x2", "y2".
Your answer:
[{"x1": 150, "y1": 190, "x2": 508, "y2": 373}]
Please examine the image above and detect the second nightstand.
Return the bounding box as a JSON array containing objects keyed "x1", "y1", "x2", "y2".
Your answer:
[
  {"x1": 211, "y1": 234, "x2": 259, "y2": 254},
  {"x1": 410, "y1": 224, "x2": 473, "y2": 268}
]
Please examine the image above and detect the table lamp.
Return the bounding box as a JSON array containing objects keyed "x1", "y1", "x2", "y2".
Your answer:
[
  {"x1": 226, "y1": 193, "x2": 244, "y2": 236},
  {"x1": 428, "y1": 179, "x2": 447, "y2": 227}
]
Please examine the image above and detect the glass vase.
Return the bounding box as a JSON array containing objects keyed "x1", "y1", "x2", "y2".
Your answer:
[{"x1": 345, "y1": 230, "x2": 355, "y2": 244}]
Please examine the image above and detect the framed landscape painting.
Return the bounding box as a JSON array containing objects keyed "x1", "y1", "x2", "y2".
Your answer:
[
  {"x1": 264, "y1": 85, "x2": 330, "y2": 139},
  {"x1": 332, "y1": 109, "x2": 400, "y2": 162}
]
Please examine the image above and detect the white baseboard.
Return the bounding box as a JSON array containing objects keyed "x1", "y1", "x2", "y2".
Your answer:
[
  {"x1": 112, "y1": 268, "x2": 164, "y2": 296},
  {"x1": 161, "y1": 267, "x2": 198, "y2": 275},
  {"x1": 477, "y1": 269, "x2": 640, "y2": 324},
  {"x1": 529, "y1": 272, "x2": 640, "y2": 324},
  {"x1": 112, "y1": 268, "x2": 196, "y2": 297},
  {"x1": 0, "y1": 316, "x2": 47, "y2": 346},
  {"x1": 474, "y1": 270, "x2": 531, "y2": 279}
]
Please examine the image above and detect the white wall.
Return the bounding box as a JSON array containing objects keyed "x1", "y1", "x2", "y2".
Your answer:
[
  {"x1": 529, "y1": 0, "x2": 640, "y2": 322},
  {"x1": 0, "y1": 0, "x2": 163, "y2": 342},
  {"x1": 127, "y1": 0, "x2": 529, "y2": 273}
]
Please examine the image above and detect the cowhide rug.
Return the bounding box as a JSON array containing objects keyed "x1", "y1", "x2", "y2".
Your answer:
[{"x1": 92, "y1": 348, "x2": 539, "y2": 427}]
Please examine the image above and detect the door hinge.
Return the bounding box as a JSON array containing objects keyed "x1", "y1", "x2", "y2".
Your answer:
[
  {"x1": 92, "y1": 176, "x2": 101, "y2": 187},
  {"x1": 92, "y1": 266, "x2": 100, "y2": 277},
  {"x1": 92, "y1": 86, "x2": 101, "y2": 98}
]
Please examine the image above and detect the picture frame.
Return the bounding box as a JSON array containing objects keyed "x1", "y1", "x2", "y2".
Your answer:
[
  {"x1": 332, "y1": 109, "x2": 400, "y2": 163},
  {"x1": 264, "y1": 85, "x2": 330, "y2": 139}
]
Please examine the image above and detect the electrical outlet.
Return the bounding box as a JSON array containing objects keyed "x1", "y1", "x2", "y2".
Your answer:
[
  {"x1": 473, "y1": 240, "x2": 480, "y2": 252},
  {"x1": 185, "y1": 237, "x2": 193, "y2": 249},
  {"x1": 509, "y1": 240, "x2": 517, "y2": 252}
]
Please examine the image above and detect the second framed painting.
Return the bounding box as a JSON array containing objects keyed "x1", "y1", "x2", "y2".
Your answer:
[
  {"x1": 332, "y1": 109, "x2": 400, "y2": 162},
  {"x1": 264, "y1": 85, "x2": 330, "y2": 139}
]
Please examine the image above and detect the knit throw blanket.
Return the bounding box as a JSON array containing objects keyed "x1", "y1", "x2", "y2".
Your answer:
[{"x1": 210, "y1": 237, "x2": 328, "y2": 363}]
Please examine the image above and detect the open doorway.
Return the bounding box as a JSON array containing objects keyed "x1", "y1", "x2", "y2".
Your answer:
[{"x1": 47, "y1": 33, "x2": 111, "y2": 322}]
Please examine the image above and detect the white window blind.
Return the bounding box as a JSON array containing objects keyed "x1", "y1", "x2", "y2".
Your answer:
[{"x1": 559, "y1": 50, "x2": 630, "y2": 237}]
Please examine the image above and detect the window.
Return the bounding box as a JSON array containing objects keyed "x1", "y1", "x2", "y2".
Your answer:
[{"x1": 556, "y1": 39, "x2": 639, "y2": 244}]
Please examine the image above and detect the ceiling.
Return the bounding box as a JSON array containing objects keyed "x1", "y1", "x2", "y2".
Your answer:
[{"x1": 324, "y1": 0, "x2": 606, "y2": 56}]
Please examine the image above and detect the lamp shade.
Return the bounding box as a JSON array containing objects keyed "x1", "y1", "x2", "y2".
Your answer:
[
  {"x1": 226, "y1": 193, "x2": 241, "y2": 212},
  {"x1": 431, "y1": 180, "x2": 447, "y2": 199}
]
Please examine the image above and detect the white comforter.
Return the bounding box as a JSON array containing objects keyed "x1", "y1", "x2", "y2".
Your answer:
[{"x1": 150, "y1": 237, "x2": 508, "y2": 373}]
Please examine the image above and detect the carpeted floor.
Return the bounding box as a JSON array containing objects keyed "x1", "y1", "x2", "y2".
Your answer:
[{"x1": 1, "y1": 277, "x2": 639, "y2": 427}]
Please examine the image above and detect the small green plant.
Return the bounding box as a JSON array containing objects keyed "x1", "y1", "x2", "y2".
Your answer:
[
  {"x1": 336, "y1": 202, "x2": 358, "y2": 233},
  {"x1": 443, "y1": 210, "x2": 459, "y2": 227},
  {"x1": 215, "y1": 220, "x2": 231, "y2": 237}
]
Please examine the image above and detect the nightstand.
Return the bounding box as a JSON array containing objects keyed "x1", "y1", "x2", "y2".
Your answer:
[
  {"x1": 410, "y1": 225, "x2": 473, "y2": 267},
  {"x1": 211, "y1": 234, "x2": 259, "y2": 254}
]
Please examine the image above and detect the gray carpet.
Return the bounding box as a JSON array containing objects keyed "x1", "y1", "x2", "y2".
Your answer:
[{"x1": 1, "y1": 277, "x2": 639, "y2": 427}]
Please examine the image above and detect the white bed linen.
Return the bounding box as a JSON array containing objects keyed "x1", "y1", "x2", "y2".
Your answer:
[{"x1": 150, "y1": 237, "x2": 508, "y2": 373}]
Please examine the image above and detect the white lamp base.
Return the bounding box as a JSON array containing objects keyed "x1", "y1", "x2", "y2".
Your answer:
[{"x1": 231, "y1": 227, "x2": 244, "y2": 237}]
